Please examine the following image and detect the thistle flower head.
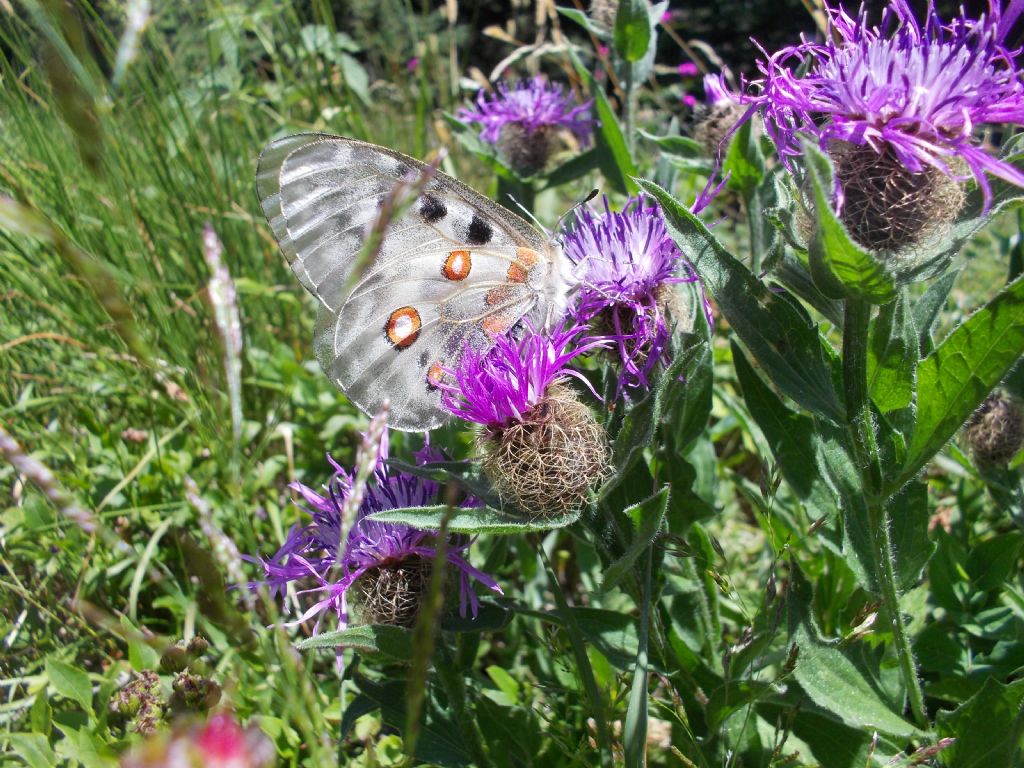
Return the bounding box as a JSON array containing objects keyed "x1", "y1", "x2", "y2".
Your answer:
[
  {"x1": 440, "y1": 325, "x2": 610, "y2": 520},
  {"x1": 250, "y1": 439, "x2": 501, "y2": 632},
  {"x1": 694, "y1": 74, "x2": 747, "y2": 157},
  {"x1": 458, "y1": 77, "x2": 593, "y2": 174},
  {"x1": 562, "y1": 196, "x2": 701, "y2": 393},
  {"x1": 754, "y1": 0, "x2": 1024, "y2": 206},
  {"x1": 439, "y1": 323, "x2": 604, "y2": 429}
]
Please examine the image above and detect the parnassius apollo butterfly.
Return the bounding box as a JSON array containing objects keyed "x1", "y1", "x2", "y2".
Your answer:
[{"x1": 256, "y1": 134, "x2": 573, "y2": 431}]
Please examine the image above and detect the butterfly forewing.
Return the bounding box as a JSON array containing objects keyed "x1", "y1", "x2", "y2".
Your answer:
[{"x1": 256, "y1": 134, "x2": 555, "y2": 431}]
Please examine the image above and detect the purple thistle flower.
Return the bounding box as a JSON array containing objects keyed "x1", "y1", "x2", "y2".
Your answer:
[
  {"x1": 438, "y1": 324, "x2": 605, "y2": 429},
  {"x1": 752, "y1": 0, "x2": 1024, "y2": 207},
  {"x1": 562, "y1": 197, "x2": 702, "y2": 394},
  {"x1": 249, "y1": 438, "x2": 501, "y2": 634},
  {"x1": 703, "y1": 72, "x2": 737, "y2": 107},
  {"x1": 459, "y1": 76, "x2": 594, "y2": 147}
]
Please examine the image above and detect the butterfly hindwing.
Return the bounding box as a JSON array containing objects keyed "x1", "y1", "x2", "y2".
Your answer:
[{"x1": 257, "y1": 134, "x2": 553, "y2": 430}]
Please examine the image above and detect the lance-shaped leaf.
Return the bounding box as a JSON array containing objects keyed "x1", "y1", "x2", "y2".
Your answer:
[
  {"x1": 867, "y1": 289, "x2": 918, "y2": 413},
  {"x1": 570, "y1": 50, "x2": 637, "y2": 195},
  {"x1": 895, "y1": 274, "x2": 1024, "y2": 491},
  {"x1": 599, "y1": 488, "x2": 669, "y2": 594},
  {"x1": 638, "y1": 178, "x2": 845, "y2": 422},
  {"x1": 368, "y1": 504, "x2": 582, "y2": 534},
  {"x1": 614, "y1": 0, "x2": 651, "y2": 62}
]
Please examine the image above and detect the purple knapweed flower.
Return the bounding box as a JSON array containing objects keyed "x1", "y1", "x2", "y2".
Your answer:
[
  {"x1": 458, "y1": 77, "x2": 593, "y2": 174},
  {"x1": 678, "y1": 62, "x2": 699, "y2": 78},
  {"x1": 438, "y1": 323, "x2": 603, "y2": 429},
  {"x1": 249, "y1": 437, "x2": 501, "y2": 633},
  {"x1": 753, "y1": 0, "x2": 1024, "y2": 206},
  {"x1": 563, "y1": 197, "x2": 701, "y2": 394},
  {"x1": 439, "y1": 324, "x2": 611, "y2": 521}
]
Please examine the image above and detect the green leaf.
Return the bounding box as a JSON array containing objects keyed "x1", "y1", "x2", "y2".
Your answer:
[
  {"x1": 639, "y1": 177, "x2": 845, "y2": 422},
  {"x1": 898, "y1": 274, "x2": 1024, "y2": 490},
  {"x1": 787, "y1": 566, "x2": 923, "y2": 740},
  {"x1": 367, "y1": 504, "x2": 581, "y2": 534},
  {"x1": 638, "y1": 130, "x2": 702, "y2": 158},
  {"x1": 45, "y1": 658, "x2": 93, "y2": 715},
  {"x1": 485, "y1": 665, "x2": 521, "y2": 704},
  {"x1": 296, "y1": 625, "x2": 413, "y2": 661},
  {"x1": 803, "y1": 141, "x2": 898, "y2": 304},
  {"x1": 612, "y1": 332, "x2": 706, "y2": 475},
  {"x1": 540, "y1": 148, "x2": 599, "y2": 190},
  {"x1": 570, "y1": 50, "x2": 637, "y2": 195},
  {"x1": 723, "y1": 118, "x2": 765, "y2": 196},
  {"x1": 913, "y1": 270, "x2": 958, "y2": 354},
  {"x1": 936, "y1": 678, "x2": 1024, "y2": 768},
  {"x1": 7, "y1": 734, "x2": 57, "y2": 768},
  {"x1": 599, "y1": 488, "x2": 669, "y2": 594},
  {"x1": 867, "y1": 290, "x2": 919, "y2": 412},
  {"x1": 965, "y1": 533, "x2": 1024, "y2": 592},
  {"x1": 556, "y1": 6, "x2": 599, "y2": 34},
  {"x1": 731, "y1": 342, "x2": 842, "y2": 518},
  {"x1": 889, "y1": 481, "x2": 935, "y2": 590},
  {"x1": 613, "y1": 0, "x2": 651, "y2": 62},
  {"x1": 440, "y1": 601, "x2": 513, "y2": 633},
  {"x1": 29, "y1": 690, "x2": 51, "y2": 737}
]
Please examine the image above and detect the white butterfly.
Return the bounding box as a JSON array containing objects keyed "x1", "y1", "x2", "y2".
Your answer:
[{"x1": 256, "y1": 134, "x2": 573, "y2": 431}]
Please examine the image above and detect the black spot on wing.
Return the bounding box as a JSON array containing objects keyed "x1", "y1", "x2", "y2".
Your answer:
[
  {"x1": 466, "y1": 214, "x2": 493, "y2": 245},
  {"x1": 419, "y1": 194, "x2": 447, "y2": 223},
  {"x1": 418, "y1": 350, "x2": 429, "y2": 366}
]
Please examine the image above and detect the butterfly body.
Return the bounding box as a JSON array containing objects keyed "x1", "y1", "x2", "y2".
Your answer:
[{"x1": 256, "y1": 134, "x2": 571, "y2": 431}]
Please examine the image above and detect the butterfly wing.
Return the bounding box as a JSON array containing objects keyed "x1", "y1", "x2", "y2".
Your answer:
[{"x1": 256, "y1": 133, "x2": 556, "y2": 431}]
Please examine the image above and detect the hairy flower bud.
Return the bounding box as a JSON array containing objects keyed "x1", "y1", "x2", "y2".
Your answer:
[
  {"x1": 963, "y1": 393, "x2": 1024, "y2": 466},
  {"x1": 440, "y1": 325, "x2": 611, "y2": 519},
  {"x1": 478, "y1": 383, "x2": 610, "y2": 520},
  {"x1": 829, "y1": 141, "x2": 965, "y2": 257},
  {"x1": 353, "y1": 555, "x2": 433, "y2": 627}
]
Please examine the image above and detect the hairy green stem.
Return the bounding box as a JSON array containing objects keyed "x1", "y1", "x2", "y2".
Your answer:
[
  {"x1": 843, "y1": 299, "x2": 928, "y2": 730},
  {"x1": 747, "y1": 185, "x2": 766, "y2": 275}
]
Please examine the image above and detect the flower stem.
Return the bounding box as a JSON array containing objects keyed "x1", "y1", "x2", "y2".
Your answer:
[
  {"x1": 624, "y1": 61, "x2": 637, "y2": 156},
  {"x1": 843, "y1": 299, "x2": 928, "y2": 730}
]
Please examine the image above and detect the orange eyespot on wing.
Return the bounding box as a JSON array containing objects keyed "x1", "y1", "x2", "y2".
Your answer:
[
  {"x1": 506, "y1": 247, "x2": 540, "y2": 284},
  {"x1": 385, "y1": 306, "x2": 422, "y2": 349},
  {"x1": 442, "y1": 250, "x2": 472, "y2": 281},
  {"x1": 426, "y1": 361, "x2": 445, "y2": 389}
]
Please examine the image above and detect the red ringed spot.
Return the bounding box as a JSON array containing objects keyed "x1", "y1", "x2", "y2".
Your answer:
[
  {"x1": 485, "y1": 286, "x2": 515, "y2": 306},
  {"x1": 481, "y1": 314, "x2": 513, "y2": 338},
  {"x1": 442, "y1": 250, "x2": 472, "y2": 281},
  {"x1": 385, "y1": 306, "x2": 421, "y2": 348},
  {"x1": 506, "y1": 247, "x2": 540, "y2": 284},
  {"x1": 426, "y1": 361, "x2": 445, "y2": 388}
]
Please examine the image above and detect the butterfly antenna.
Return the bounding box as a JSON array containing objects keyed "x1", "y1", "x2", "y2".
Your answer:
[
  {"x1": 554, "y1": 188, "x2": 600, "y2": 235},
  {"x1": 504, "y1": 193, "x2": 549, "y2": 237}
]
